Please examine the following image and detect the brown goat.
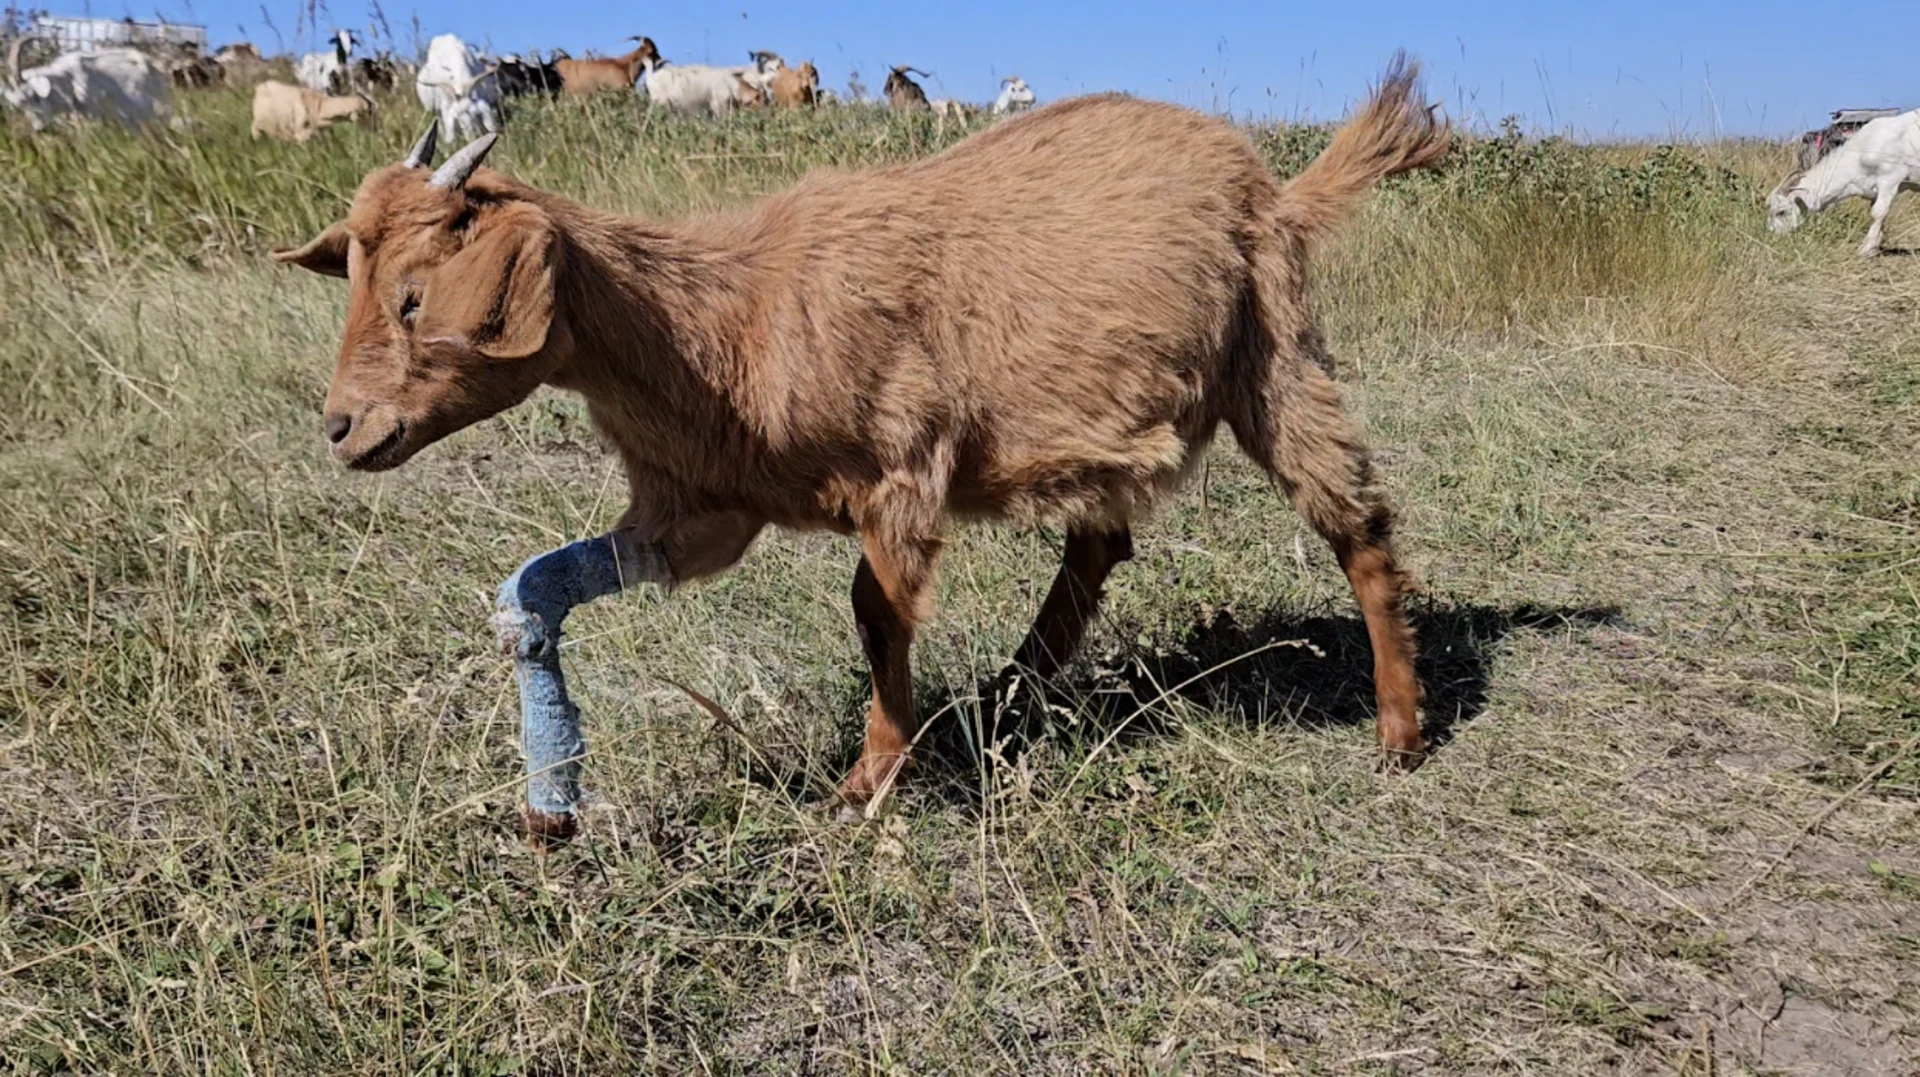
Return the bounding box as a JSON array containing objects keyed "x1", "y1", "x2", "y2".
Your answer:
[
  {"x1": 884, "y1": 65, "x2": 931, "y2": 111},
  {"x1": 769, "y1": 61, "x2": 818, "y2": 108},
  {"x1": 275, "y1": 57, "x2": 1449, "y2": 840},
  {"x1": 553, "y1": 36, "x2": 658, "y2": 94}
]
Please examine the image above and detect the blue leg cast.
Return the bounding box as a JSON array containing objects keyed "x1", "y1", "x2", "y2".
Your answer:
[{"x1": 491, "y1": 532, "x2": 667, "y2": 830}]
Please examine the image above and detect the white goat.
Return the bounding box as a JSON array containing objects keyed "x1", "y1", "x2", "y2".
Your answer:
[
  {"x1": 415, "y1": 34, "x2": 499, "y2": 141},
  {"x1": 3, "y1": 43, "x2": 172, "y2": 131},
  {"x1": 993, "y1": 76, "x2": 1035, "y2": 115},
  {"x1": 295, "y1": 29, "x2": 353, "y2": 95},
  {"x1": 1769, "y1": 109, "x2": 1920, "y2": 257},
  {"x1": 643, "y1": 53, "x2": 776, "y2": 117}
]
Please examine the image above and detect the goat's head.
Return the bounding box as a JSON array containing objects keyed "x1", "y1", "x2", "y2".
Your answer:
[
  {"x1": 1766, "y1": 177, "x2": 1808, "y2": 235},
  {"x1": 274, "y1": 125, "x2": 566, "y2": 471},
  {"x1": 748, "y1": 49, "x2": 784, "y2": 75},
  {"x1": 3, "y1": 40, "x2": 55, "y2": 125}
]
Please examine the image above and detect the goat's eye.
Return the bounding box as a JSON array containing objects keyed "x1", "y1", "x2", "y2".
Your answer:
[{"x1": 398, "y1": 288, "x2": 420, "y2": 328}]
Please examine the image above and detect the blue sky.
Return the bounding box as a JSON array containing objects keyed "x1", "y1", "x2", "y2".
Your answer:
[{"x1": 132, "y1": 0, "x2": 1916, "y2": 136}]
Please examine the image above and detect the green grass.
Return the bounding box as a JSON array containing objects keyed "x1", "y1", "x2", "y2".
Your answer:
[{"x1": 2, "y1": 86, "x2": 1917, "y2": 1074}]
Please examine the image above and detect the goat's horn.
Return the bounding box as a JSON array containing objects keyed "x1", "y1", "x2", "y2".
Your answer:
[
  {"x1": 7, "y1": 35, "x2": 30, "y2": 86},
  {"x1": 403, "y1": 119, "x2": 439, "y2": 169},
  {"x1": 429, "y1": 132, "x2": 498, "y2": 189}
]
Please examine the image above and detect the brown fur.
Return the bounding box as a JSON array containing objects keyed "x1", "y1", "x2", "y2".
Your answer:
[
  {"x1": 769, "y1": 61, "x2": 818, "y2": 108},
  {"x1": 276, "y1": 55, "x2": 1450, "y2": 802},
  {"x1": 554, "y1": 37, "x2": 657, "y2": 95}
]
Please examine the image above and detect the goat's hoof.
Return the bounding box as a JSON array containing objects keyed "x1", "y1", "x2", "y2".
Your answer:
[
  {"x1": 1380, "y1": 748, "x2": 1428, "y2": 773},
  {"x1": 1377, "y1": 731, "x2": 1429, "y2": 773},
  {"x1": 520, "y1": 805, "x2": 578, "y2": 848},
  {"x1": 836, "y1": 753, "x2": 909, "y2": 810}
]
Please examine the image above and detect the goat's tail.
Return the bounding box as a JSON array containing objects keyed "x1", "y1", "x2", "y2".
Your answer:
[{"x1": 1273, "y1": 52, "x2": 1449, "y2": 248}]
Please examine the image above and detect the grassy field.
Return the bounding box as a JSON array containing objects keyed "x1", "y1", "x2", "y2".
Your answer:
[{"x1": 2, "y1": 85, "x2": 1917, "y2": 1075}]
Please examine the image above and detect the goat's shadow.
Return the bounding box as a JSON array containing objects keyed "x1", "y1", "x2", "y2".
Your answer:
[{"x1": 771, "y1": 598, "x2": 1623, "y2": 810}]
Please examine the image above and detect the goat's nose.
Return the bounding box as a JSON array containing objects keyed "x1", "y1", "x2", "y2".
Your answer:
[{"x1": 324, "y1": 412, "x2": 353, "y2": 445}]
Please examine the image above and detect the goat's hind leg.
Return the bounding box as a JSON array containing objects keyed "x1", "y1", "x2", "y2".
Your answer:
[
  {"x1": 1010, "y1": 527, "x2": 1134, "y2": 679},
  {"x1": 1232, "y1": 363, "x2": 1425, "y2": 766},
  {"x1": 493, "y1": 531, "x2": 670, "y2": 840}
]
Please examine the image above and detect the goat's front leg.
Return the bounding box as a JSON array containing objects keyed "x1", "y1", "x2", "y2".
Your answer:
[
  {"x1": 842, "y1": 531, "x2": 943, "y2": 806},
  {"x1": 492, "y1": 530, "x2": 671, "y2": 840},
  {"x1": 1861, "y1": 182, "x2": 1898, "y2": 257}
]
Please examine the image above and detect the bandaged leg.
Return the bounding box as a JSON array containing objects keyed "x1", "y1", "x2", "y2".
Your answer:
[{"x1": 491, "y1": 531, "x2": 669, "y2": 833}]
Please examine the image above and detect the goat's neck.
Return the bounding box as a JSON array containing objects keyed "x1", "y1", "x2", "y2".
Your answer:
[
  {"x1": 545, "y1": 201, "x2": 761, "y2": 424},
  {"x1": 1794, "y1": 154, "x2": 1873, "y2": 210}
]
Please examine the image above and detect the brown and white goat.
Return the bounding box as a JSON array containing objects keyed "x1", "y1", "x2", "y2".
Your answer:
[
  {"x1": 275, "y1": 58, "x2": 1449, "y2": 839},
  {"x1": 553, "y1": 36, "x2": 658, "y2": 95}
]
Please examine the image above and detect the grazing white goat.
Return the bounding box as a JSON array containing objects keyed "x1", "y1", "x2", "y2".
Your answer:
[
  {"x1": 1768, "y1": 108, "x2": 1920, "y2": 257},
  {"x1": 416, "y1": 34, "x2": 499, "y2": 141},
  {"x1": 3, "y1": 43, "x2": 172, "y2": 131},
  {"x1": 993, "y1": 76, "x2": 1035, "y2": 115},
  {"x1": 643, "y1": 52, "x2": 776, "y2": 117},
  {"x1": 296, "y1": 29, "x2": 353, "y2": 95}
]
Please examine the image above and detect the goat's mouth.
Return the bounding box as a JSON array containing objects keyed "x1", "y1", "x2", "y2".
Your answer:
[{"x1": 340, "y1": 419, "x2": 410, "y2": 471}]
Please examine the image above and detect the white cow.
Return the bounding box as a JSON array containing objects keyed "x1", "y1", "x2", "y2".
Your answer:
[
  {"x1": 1769, "y1": 108, "x2": 1920, "y2": 257},
  {"x1": 3, "y1": 45, "x2": 172, "y2": 131},
  {"x1": 296, "y1": 29, "x2": 353, "y2": 95},
  {"x1": 415, "y1": 34, "x2": 499, "y2": 141},
  {"x1": 992, "y1": 76, "x2": 1035, "y2": 116}
]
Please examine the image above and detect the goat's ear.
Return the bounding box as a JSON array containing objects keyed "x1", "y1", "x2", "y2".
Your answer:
[
  {"x1": 417, "y1": 204, "x2": 557, "y2": 360},
  {"x1": 271, "y1": 221, "x2": 350, "y2": 278}
]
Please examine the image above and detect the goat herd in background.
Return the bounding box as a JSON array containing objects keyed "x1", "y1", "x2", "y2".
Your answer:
[
  {"x1": 2, "y1": 23, "x2": 1911, "y2": 253},
  {"x1": 2, "y1": 25, "x2": 1038, "y2": 144}
]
